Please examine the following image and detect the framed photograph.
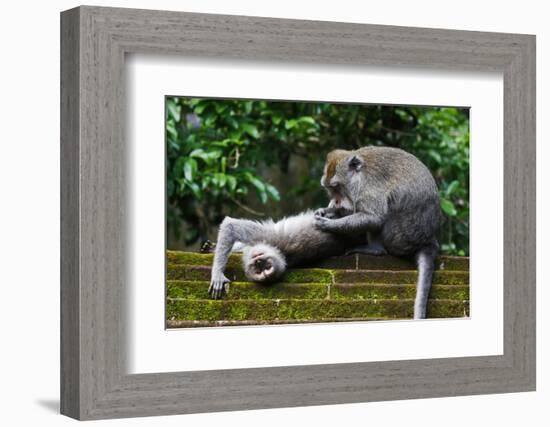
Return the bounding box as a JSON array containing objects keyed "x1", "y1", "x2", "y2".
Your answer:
[
  {"x1": 61, "y1": 5, "x2": 535, "y2": 420},
  {"x1": 163, "y1": 97, "x2": 471, "y2": 329}
]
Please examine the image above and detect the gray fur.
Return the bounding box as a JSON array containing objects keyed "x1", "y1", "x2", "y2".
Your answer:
[
  {"x1": 316, "y1": 146, "x2": 441, "y2": 319},
  {"x1": 209, "y1": 210, "x2": 363, "y2": 299}
]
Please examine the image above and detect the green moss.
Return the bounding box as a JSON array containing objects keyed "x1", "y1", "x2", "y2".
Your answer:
[
  {"x1": 167, "y1": 280, "x2": 468, "y2": 301},
  {"x1": 436, "y1": 256, "x2": 469, "y2": 271},
  {"x1": 330, "y1": 284, "x2": 469, "y2": 301},
  {"x1": 283, "y1": 269, "x2": 333, "y2": 283},
  {"x1": 313, "y1": 256, "x2": 357, "y2": 269},
  {"x1": 167, "y1": 264, "x2": 335, "y2": 284},
  {"x1": 432, "y1": 271, "x2": 470, "y2": 285},
  {"x1": 333, "y1": 270, "x2": 469, "y2": 285},
  {"x1": 166, "y1": 251, "x2": 242, "y2": 268},
  {"x1": 167, "y1": 265, "x2": 247, "y2": 281},
  {"x1": 166, "y1": 299, "x2": 225, "y2": 321},
  {"x1": 166, "y1": 251, "x2": 469, "y2": 272},
  {"x1": 167, "y1": 298, "x2": 469, "y2": 321},
  {"x1": 356, "y1": 255, "x2": 469, "y2": 271},
  {"x1": 427, "y1": 299, "x2": 469, "y2": 318},
  {"x1": 167, "y1": 318, "x2": 397, "y2": 328},
  {"x1": 167, "y1": 280, "x2": 329, "y2": 300}
]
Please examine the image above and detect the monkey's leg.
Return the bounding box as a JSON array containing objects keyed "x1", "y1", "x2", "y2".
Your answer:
[
  {"x1": 345, "y1": 242, "x2": 387, "y2": 256},
  {"x1": 200, "y1": 240, "x2": 216, "y2": 253},
  {"x1": 345, "y1": 231, "x2": 386, "y2": 256}
]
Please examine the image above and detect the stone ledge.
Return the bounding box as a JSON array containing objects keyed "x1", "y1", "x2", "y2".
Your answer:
[
  {"x1": 167, "y1": 250, "x2": 469, "y2": 271},
  {"x1": 167, "y1": 280, "x2": 469, "y2": 300},
  {"x1": 334, "y1": 270, "x2": 469, "y2": 286},
  {"x1": 167, "y1": 265, "x2": 333, "y2": 283},
  {"x1": 167, "y1": 318, "x2": 404, "y2": 328},
  {"x1": 167, "y1": 298, "x2": 469, "y2": 321},
  {"x1": 167, "y1": 265, "x2": 469, "y2": 285},
  {"x1": 165, "y1": 251, "x2": 470, "y2": 327}
]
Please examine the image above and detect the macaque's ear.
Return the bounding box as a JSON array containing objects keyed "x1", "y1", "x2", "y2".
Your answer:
[{"x1": 348, "y1": 155, "x2": 364, "y2": 172}]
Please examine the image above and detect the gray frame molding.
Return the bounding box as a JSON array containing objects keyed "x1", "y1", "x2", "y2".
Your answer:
[{"x1": 60, "y1": 5, "x2": 536, "y2": 420}]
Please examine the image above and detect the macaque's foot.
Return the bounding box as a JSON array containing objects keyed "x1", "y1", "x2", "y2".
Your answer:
[
  {"x1": 200, "y1": 240, "x2": 216, "y2": 253},
  {"x1": 345, "y1": 243, "x2": 387, "y2": 256},
  {"x1": 208, "y1": 273, "x2": 230, "y2": 299}
]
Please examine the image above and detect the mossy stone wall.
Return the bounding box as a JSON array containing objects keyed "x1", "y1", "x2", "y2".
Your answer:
[{"x1": 166, "y1": 251, "x2": 470, "y2": 328}]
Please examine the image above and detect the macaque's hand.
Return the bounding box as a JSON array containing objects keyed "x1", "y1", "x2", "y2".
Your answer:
[
  {"x1": 315, "y1": 207, "x2": 344, "y2": 220},
  {"x1": 314, "y1": 207, "x2": 329, "y2": 218},
  {"x1": 208, "y1": 272, "x2": 230, "y2": 299},
  {"x1": 314, "y1": 214, "x2": 335, "y2": 231}
]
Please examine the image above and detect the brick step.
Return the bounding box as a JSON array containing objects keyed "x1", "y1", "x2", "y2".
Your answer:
[
  {"x1": 167, "y1": 318, "x2": 403, "y2": 328},
  {"x1": 167, "y1": 280, "x2": 470, "y2": 301},
  {"x1": 167, "y1": 251, "x2": 469, "y2": 271},
  {"x1": 167, "y1": 265, "x2": 469, "y2": 286},
  {"x1": 167, "y1": 265, "x2": 332, "y2": 283},
  {"x1": 166, "y1": 298, "x2": 469, "y2": 322}
]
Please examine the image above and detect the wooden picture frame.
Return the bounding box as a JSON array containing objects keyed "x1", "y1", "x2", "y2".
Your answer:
[{"x1": 60, "y1": 5, "x2": 536, "y2": 420}]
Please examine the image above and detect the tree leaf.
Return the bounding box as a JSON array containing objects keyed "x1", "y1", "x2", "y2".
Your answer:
[
  {"x1": 265, "y1": 184, "x2": 280, "y2": 201},
  {"x1": 285, "y1": 119, "x2": 297, "y2": 130},
  {"x1": 193, "y1": 102, "x2": 208, "y2": 115},
  {"x1": 166, "y1": 99, "x2": 181, "y2": 122},
  {"x1": 428, "y1": 149, "x2": 442, "y2": 164},
  {"x1": 166, "y1": 120, "x2": 177, "y2": 141},
  {"x1": 241, "y1": 123, "x2": 260, "y2": 139},
  {"x1": 440, "y1": 198, "x2": 457, "y2": 217},
  {"x1": 189, "y1": 148, "x2": 206, "y2": 158},
  {"x1": 258, "y1": 190, "x2": 268, "y2": 204},
  {"x1": 183, "y1": 160, "x2": 193, "y2": 181},
  {"x1": 445, "y1": 180, "x2": 460, "y2": 197},
  {"x1": 245, "y1": 173, "x2": 266, "y2": 193},
  {"x1": 188, "y1": 181, "x2": 201, "y2": 197},
  {"x1": 226, "y1": 175, "x2": 237, "y2": 192},
  {"x1": 298, "y1": 116, "x2": 316, "y2": 125}
]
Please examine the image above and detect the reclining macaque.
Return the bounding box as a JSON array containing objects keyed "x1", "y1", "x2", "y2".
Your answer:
[{"x1": 208, "y1": 208, "x2": 361, "y2": 299}]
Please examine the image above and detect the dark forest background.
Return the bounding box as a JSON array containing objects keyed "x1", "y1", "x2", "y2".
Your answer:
[{"x1": 166, "y1": 97, "x2": 469, "y2": 256}]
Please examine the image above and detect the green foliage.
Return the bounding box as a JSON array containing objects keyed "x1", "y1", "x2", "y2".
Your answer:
[{"x1": 166, "y1": 97, "x2": 470, "y2": 255}]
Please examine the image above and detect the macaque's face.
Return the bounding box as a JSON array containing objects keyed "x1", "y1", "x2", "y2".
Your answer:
[
  {"x1": 321, "y1": 149, "x2": 364, "y2": 211},
  {"x1": 243, "y1": 245, "x2": 285, "y2": 283},
  {"x1": 326, "y1": 186, "x2": 354, "y2": 211},
  {"x1": 321, "y1": 154, "x2": 354, "y2": 211}
]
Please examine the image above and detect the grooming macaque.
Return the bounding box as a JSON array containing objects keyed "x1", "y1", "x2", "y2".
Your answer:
[
  {"x1": 208, "y1": 209, "x2": 360, "y2": 299},
  {"x1": 316, "y1": 147, "x2": 441, "y2": 319}
]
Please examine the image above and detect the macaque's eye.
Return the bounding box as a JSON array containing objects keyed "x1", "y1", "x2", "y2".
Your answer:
[
  {"x1": 348, "y1": 155, "x2": 363, "y2": 172},
  {"x1": 328, "y1": 178, "x2": 341, "y2": 189}
]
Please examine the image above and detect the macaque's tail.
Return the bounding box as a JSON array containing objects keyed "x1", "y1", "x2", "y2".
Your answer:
[{"x1": 414, "y1": 243, "x2": 438, "y2": 319}]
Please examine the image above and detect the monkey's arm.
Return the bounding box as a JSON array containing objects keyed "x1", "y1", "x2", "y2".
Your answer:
[
  {"x1": 314, "y1": 211, "x2": 385, "y2": 234},
  {"x1": 209, "y1": 217, "x2": 263, "y2": 299}
]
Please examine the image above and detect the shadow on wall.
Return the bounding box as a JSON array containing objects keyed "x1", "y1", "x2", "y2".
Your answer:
[{"x1": 35, "y1": 399, "x2": 59, "y2": 414}]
